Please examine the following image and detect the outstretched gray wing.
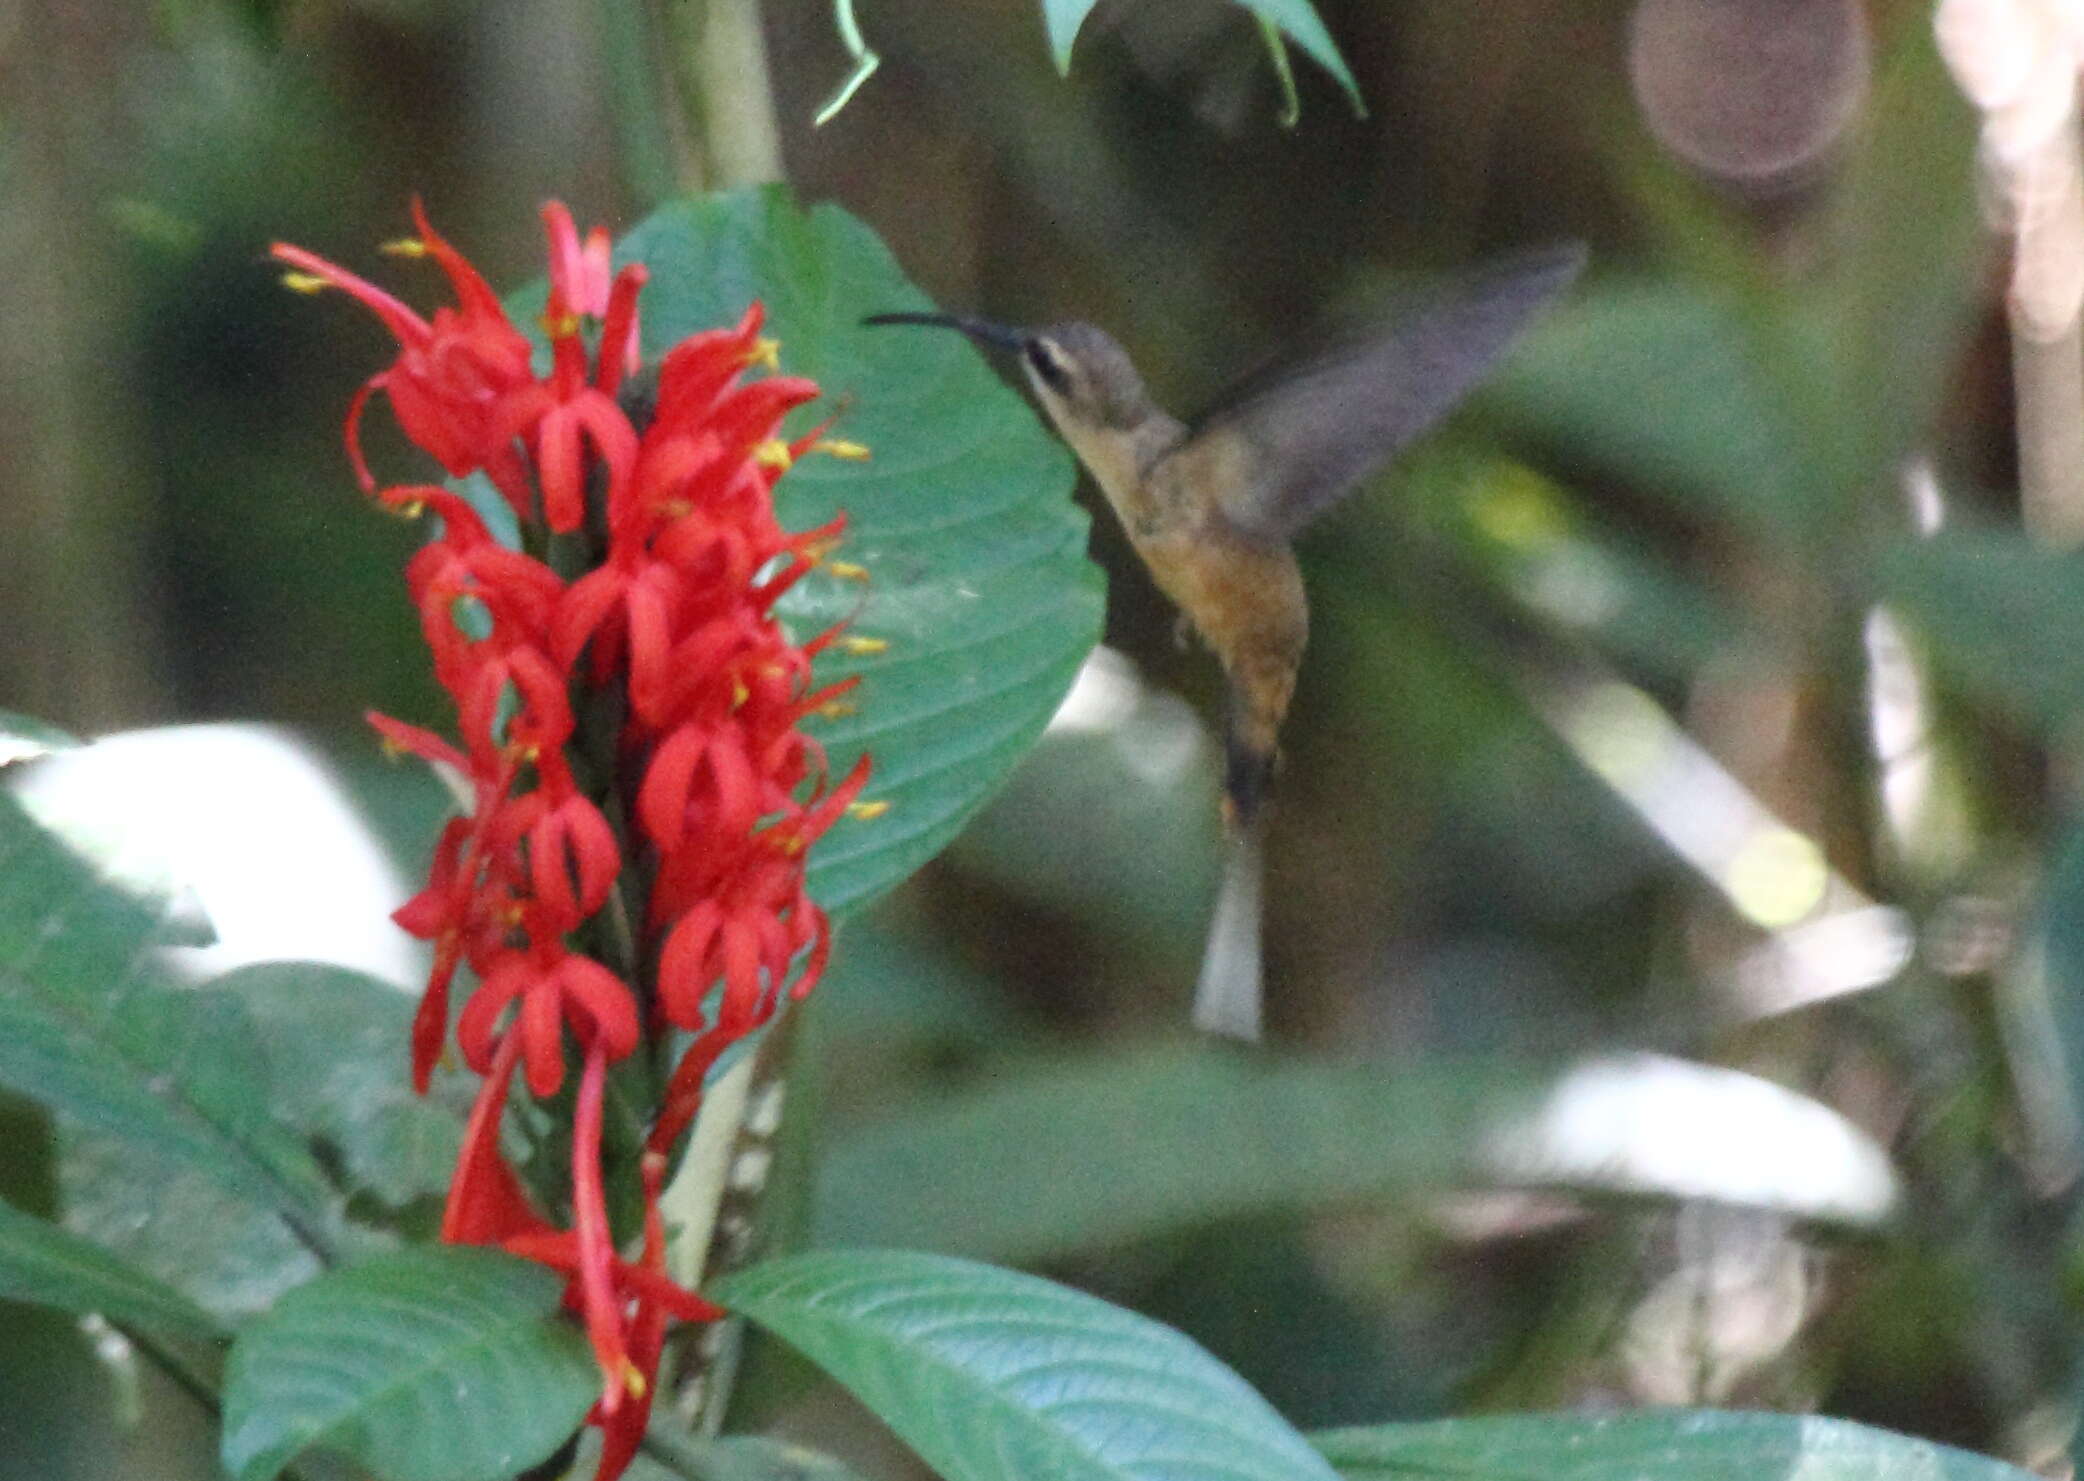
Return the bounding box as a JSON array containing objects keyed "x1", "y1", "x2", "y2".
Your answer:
[{"x1": 1177, "y1": 242, "x2": 1585, "y2": 544}]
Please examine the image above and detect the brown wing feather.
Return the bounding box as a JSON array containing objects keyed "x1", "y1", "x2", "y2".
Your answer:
[{"x1": 1181, "y1": 242, "x2": 1586, "y2": 544}]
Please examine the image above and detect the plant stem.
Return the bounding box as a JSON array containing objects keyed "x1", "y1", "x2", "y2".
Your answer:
[
  {"x1": 660, "y1": 0, "x2": 786, "y2": 188},
  {"x1": 2013, "y1": 317, "x2": 2084, "y2": 548},
  {"x1": 600, "y1": 0, "x2": 693, "y2": 204}
]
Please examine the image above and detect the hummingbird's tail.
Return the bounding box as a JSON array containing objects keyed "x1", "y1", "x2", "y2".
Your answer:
[{"x1": 1192, "y1": 822, "x2": 1264, "y2": 1041}]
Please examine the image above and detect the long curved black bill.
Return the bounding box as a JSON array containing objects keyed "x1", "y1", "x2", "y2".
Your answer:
[{"x1": 862, "y1": 311, "x2": 1027, "y2": 353}]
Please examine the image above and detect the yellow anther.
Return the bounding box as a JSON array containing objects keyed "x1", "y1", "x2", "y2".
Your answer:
[
  {"x1": 744, "y1": 336, "x2": 782, "y2": 372},
  {"x1": 803, "y1": 536, "x2": 842, "y2": 561},
  {"x1": 540, "y1": 308, "x2": 582, "y2": 340},
  {"x1": 840, "y1": 635, "x2": 888, "y2": 656},
  {"x1": 279, "y1": 270, "x2": 332, "y2": 295},
  {"x1": 623, "y1": 1364, "x2": 648, "y2": 1400},
  {"x1": 816, "y1": 701, "x2": 857, "y2": 720},
  {"x1": 379, "y1": 496, "x2": 426, "y2": 520},
  {"x1": 848, "y1": 800, "x2": 891, "y2": 821},
  {"x1": 377, "y1": 734, "x2": 410, "y2": 760},
  {"x1": 826, "y1": 561, "x2": 870, "y2": 582},
  {"x1": 814, "y1": 438, "x2": 872, "y2": 462},
  {"x1": 379, "y1": 236, "x2": 429, "y2": 258},
  {"x1": 776, "y1": 834, "x2": 806, "y2": 856},
  {"x1": 753, "y1": 440, "x2": 794, "y2": 471},
  {"x1": 732, "y1": 679, "x2": 750, "y2": 708}
]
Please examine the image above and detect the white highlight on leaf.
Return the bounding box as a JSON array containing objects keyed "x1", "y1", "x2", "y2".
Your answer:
[{"x1": 8, "y1": 723, "x2": 421, "y2": 988}]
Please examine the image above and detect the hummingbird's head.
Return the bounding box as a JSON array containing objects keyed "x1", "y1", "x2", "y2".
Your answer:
[
  {"x1": 1018, "y1": 323, "x2": 1150, "y2": 433},
  {"x1": 861, "y1": 312, "x2": 1152, "y2": 435}
]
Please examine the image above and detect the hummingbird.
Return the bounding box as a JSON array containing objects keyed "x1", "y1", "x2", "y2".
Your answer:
[{"x1": 865, "y1": 243, "x2": 1585, "y2": 1040}]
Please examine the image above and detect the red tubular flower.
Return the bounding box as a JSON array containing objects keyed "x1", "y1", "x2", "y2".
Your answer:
[{"x1": 286, "y1": 199, "x2": 873, "y2": 1480}]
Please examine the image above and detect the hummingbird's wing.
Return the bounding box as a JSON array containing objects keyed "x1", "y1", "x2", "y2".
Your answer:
[{"x1": 1175, "y1": 242, "x2": 1585, "y2": 544}]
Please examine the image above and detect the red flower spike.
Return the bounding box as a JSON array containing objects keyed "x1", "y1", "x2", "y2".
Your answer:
[{"x1": 291, "y1": 199, "x2": 878, "y2": 1481}]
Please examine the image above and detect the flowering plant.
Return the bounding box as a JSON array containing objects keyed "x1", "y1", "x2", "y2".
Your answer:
[{"x1": 273, "y1": 200, "x2": 876, "y2": 1476}]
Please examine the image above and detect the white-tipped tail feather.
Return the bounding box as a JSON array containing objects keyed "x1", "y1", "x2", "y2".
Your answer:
[{"x1": 1192, "y1": 827, "x2": 1264, "y2": 1041}]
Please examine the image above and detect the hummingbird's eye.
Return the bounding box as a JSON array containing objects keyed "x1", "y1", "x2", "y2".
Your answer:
[{"x1": 1024, "y1": 341, "x2": 1071, "y2": 393}]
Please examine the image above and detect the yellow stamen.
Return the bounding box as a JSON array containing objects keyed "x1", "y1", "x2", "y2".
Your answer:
[
  {"x1": 848, "y1": 800, "x2": 891, "y2": 820},
  {"x1": 744, "y1": 336, "x2": 782, "y2": 372},
  {"x1": 379, "y1": 496, "x2": 426, "y2": 520},
  {"x1": 732, "y1": 679, "x2": 750, "y2": 709},
  {"x1": 827, "y1": 561, "x2": 870, "y2": 582},
  {"x1": 803, "y1": 536, "x2": 842, "y2": 561},
  {"x1": 379, "y1": 236, "x2": 429, "y2": 258},
  {"x1": 279, "y1": 270, "x2": 331, "y2": 295},
  {"x1": 623, "y1": 1363, "x2": 648, "y2": 1400},
  {"x1": 377, "y1": 734, "x2": 409, "y2": 760},
  {"x1": 840, "y1": 635, "x2": 888, "y2": 656},
  {"x1": 816, "y1": 701, "x2": 857, "y2": 720},
  {"x1": 777, "y1": 834, "x2": 807, "y2": 856},
  {"x1": 753, "y1": 440, "x2": 794, "y2": 471},
  {"x1": 814, "y1": 438, "x2": 872, "y2": 462},
  {"x1": 540, "y1": 308, "x2": 582, "y2": 340}
]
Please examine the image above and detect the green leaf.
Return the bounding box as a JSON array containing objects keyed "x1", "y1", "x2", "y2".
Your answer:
[
  {"x1": 221, "y1": 1247, "x2": 598, "y2": 1481},
  {"x1": 0, "y1": 1194, "x2": 225, "y2": 1342},
  {"x1": 813, "y1": 1048, "x2": 1538, "y2": 1260},
  {"x1": 1040, "y1": 0, "x2": 1364, "y2": 116},
  {"x1": 55, "y1": 1124, "x2": 321, "y2": 1323},
  {"x1": 215, "y1": 961, "x2": 463, "y2": 1209},
  {"x1": 1879, "y1": 528, "x2": 2084, "y2": 736},
  {"x1": 715, "y1": 1249, "x2": 1340, "y2": 1481},
  {"x1": 614, "y1": 188, "x2": 1105, "y2": 915},
  {"x1": 1808, "y1": 21, "x2": 1981, "y2": 509},
  {"x1": 0, "y1": 980, "x2": 335, "y2": 1241},
  {"x1": 1312, "y1": 1410, "x2": 2042, "y2": 1481}
]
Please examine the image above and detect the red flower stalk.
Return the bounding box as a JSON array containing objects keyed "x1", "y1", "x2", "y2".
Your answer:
[{"x1": 277, "y1": 201, "x2": 874, "y2": 1478}]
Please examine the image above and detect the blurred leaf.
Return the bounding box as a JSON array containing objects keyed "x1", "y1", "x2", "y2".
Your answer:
[
  {"x1": 221, "y1": 1248, "x2": 596, "y2": 1481},
  {"x1": 946, "y1": 656, "x2": 1224, "y2": 956},
  {"x1": 817, "y1": 918, "x2": 1031, "y2": 1052},
  {"x1": 1041, "y1": 0, "x2": 1364, "y2": 116},
  {"x1": 495, "y1": 187, "x2": 1104, "y2": 919},
  {"x1": 715, "y1": 1249, "x2": 1340, "y2": 1481},
  {"x1": 1313, "y1": 1410, "x2": 2042, "y2": 1481},
  {"x1": 1402, "y1": 452, "x2": 1754, "y2": 683},
  {"x1": 813, "y1": 1048, "x2": 1538, "y2": 1260},
  {"x1": 1879, "y1": 528, "x2": 2084, "y2": 735},
  {"x1": 632, "y1": 1434, "x2": 880, "y2": 1481},
  {"x1": 1485, "y1": 281, "x2": 1812, "y2": 539},
  {"x1": 0, "y1": 1194, "x2": 225, "y2": 1342},
  {"x1": 1808, "y1": 20, "x2": 1981, "y2": 508},
  {"x1": 214, "y1": 961, "x2": 461, "y2": 1209},
  {"x1": 0, "y1": 711, "x2": 80, "y2": 768}
]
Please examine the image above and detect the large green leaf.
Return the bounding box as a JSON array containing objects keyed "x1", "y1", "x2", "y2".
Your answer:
[
  {"x1": 813, "y1": 1049, "x2": 1535, "y2": 1260},
  {"x1": 1039, "y1": 0, "x2": 1364, "y2": 115},
  {"x1": 0, "y1": 793, "x2": 337, "y2": 1249},
  {"x1": 0, "y1": 1194, "x2": 225, "y2": 1343},
  {"x1": 220, "y1": 1247, "x2": 598, "y2": 1481},
  {"x1": 215, "y1": 961, "x2": 462, "y2": 1209},
  {"x1": 1313, "y1": 1410, "x2": 2041, "y2": 1481},
  {"x1": 612, "y1": 187, "x2": 1105, "y2": 916},
  {"x1": 715, "y1": 1249, "x2": 1340, "y2": 1481}
]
